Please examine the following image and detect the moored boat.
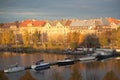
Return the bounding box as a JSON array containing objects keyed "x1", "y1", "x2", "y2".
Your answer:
[
  {"x1": 31, "y1": 60, "x2": 50, "y2": 71},
  {"x1": 78, "y1": 56, "x2": 96, "y2": 61},
  {"x1": 57, "y1": 58, "x2": 74, "y2": 66},
  {"x1": 31, "y1": 59, "x2": 44, "y2": 69},
  {"x1": 4, "y1": 64, "x2": 24, "y2": 73},
  {"x1": 92, "y1": 50, "x2": 114, "y2": 60},
  {"x1": 34, "y1": 63, "x2": 50, "y2": 71}
]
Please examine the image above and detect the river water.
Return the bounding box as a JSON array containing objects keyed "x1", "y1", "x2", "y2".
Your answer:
[{"x1": 0, "y1": 52, "x2": 120, "y2": 80}]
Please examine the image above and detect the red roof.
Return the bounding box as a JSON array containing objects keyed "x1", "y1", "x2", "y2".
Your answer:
[
  {"x1": 20, "y1": 19, "x2": 32, "y2": 27},
  {"x1": 32, "y1": 21, "x2": 45, "y2": 26},
  {"x1": 107, "y1": 18, "x2": 120, "y2": 25},
  {"x1": 65, "y1": 20, "x2": 72, "y2": 26},
  {"x1": 20, "y1": 20, "x2": 45, "y2": 27}
]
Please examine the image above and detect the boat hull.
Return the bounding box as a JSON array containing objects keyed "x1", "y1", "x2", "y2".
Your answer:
[
  {"x1": 96, "y1": 55, "x2": 113, "y2": 61},
  {"x1": 57, "y1": 59, "x2": 74, "y2": 66},
  {"x1": 4, "y1": 67, "x2": 24, "y2": 73},
  {"x1": 79, "y1": 56, "x2": 96, "y2": 61}
]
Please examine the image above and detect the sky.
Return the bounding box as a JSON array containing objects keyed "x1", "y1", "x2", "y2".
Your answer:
[{"x1": 0, "y1": 0, "x2": 120, "y2": 22}]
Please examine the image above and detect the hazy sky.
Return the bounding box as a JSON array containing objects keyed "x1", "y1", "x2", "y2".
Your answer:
[{"x1": 0, "y1": 0, "x2": 120, "y2": 22}]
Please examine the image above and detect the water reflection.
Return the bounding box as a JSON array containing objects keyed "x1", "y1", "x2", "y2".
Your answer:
[
  {"x1": 52, "y1": 70, "x2": 63, "y2": 80},
  {"x1": 69, "y1": 62, "x2": 82, "y2": 80},
  {"x1": 0, "y1": 52, "x2": 120, "y2": 80},
  {"x1": 0, "y1": 52, "x2": 67, "y2": 70},
  {"x1": 0, "y1": 70, "x2": 8, "y2": 80},
  {"x1": 19, "y1": 70, "x2": 36, "y2": 80},
  {"x1": 103, "y1": 71, "x2": 120, "y2": 80}
]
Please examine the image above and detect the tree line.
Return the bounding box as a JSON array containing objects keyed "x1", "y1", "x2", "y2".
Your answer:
[{"x1": 0, "y1": 28, "x2": 120, "y2": 50}]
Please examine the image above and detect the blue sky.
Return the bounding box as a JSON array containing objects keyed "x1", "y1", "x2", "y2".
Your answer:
[{"x1": 0, "y1": 0, "x2": 120, "y2": 22}]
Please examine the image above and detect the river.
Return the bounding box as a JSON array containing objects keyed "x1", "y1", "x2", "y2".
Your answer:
[{"x1": 0, "y1": 52, "x2": 120, "y2": 80}]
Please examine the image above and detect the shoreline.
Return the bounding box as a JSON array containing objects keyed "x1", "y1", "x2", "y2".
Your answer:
[
  {"x1": 0, "y1": 46, "x2": 64, "y2": 54},
  {"x1": 0, "y1": 47, "x2": 120, "y2": 56}
]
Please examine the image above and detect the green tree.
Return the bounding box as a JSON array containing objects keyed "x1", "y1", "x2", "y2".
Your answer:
[
  {"x1": 82, "y1": 34, "x2": 99, "y2": 47},
  {"x1": 19, "y1": 70, "x2": 36, "y2": 80},
  {"x1": 0, "y1": 70, "x2": 8, "y2": 80},
  {"x1": 103, "y1": 71, "x2": 120, "y2": 80}
]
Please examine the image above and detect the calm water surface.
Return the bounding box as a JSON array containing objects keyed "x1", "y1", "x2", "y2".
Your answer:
[{"x1": 0, "y1": 52, "x2": 120, "y2": 80}]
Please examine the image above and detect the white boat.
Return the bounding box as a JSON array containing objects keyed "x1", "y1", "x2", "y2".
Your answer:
[
  {"x1": 92, "y1": 50, "x2": 114, "y2": 60},
  {"x1": 31, "y1": 59, "x2": 44, "y2": 69},
  {"x1": 31, "y1": 60, "x2": 50, "y2": 71},
  {"x1": 78, "y1": 56, "x2": 96, "y2": 61},
  {"x1": 34, "y1": 63, "x2": 50, "y2": 71},
  {"x1": 4, "y1": 64, "x2": 24, "y2": 73},
  {"x1": 32, "y1": 63, "x2": 50, "y2": 71}
]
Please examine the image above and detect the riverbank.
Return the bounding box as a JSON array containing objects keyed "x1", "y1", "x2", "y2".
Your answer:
[
  {"x1": 0, "y1": 46, "x2": 120, "y2": 56},
  {"x1": 0, "y1": 46, "x2": 64, "y2": 54}
]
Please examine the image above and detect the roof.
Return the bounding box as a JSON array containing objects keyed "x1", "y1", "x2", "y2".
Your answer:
[
  {"x1": 65, "y1": 20, "x2": 72, "y2": 26},
  {"x1": 45, "y1": 20, "x2": 71, "y2": 27},
  {"x1": 45, "y1": 20, "x2": 58, "y2": 27},
  {"x1": 20, "y1": 19, "x2": 46, "y2": 27},
  {"x1": 107, "y1": 18, "x2": 120, "y2": 25},
  {"x1": 20, "y1": 19, "x2": 32, "y2": 27},
  {"x1": 70, "y1": 20, "x2": 96, "y2": 27},
  {"x1": 32, "y1": 21, "x2": 46, "y2": 26},
  {"x1": 0, "y1": 22, "x2": 17, "y2": 28},
  {"x1": 70, "y1": 18, "x2": 110, "y2": 27}
]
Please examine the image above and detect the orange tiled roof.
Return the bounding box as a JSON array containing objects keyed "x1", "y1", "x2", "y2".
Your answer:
[
  {"x1": 65, "y1": 20, "x2": 72, "y2": 26},
  {"x1": 32, "y1": 20, "x2": 45, "y2": 26},
  {"x1": 107, "y1": 18, "x2": 120, "y2": 25},
  {"x1": 20, "y1": 19, "x2": 46, "y2": 27},
  {"x1": 20, "y1": 19, "x2": 32, "y2": 27}
]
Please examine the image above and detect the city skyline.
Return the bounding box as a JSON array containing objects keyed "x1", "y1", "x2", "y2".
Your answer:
[{"x1": 0, "y1": 0, "x2": 120, "y2": 23}]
